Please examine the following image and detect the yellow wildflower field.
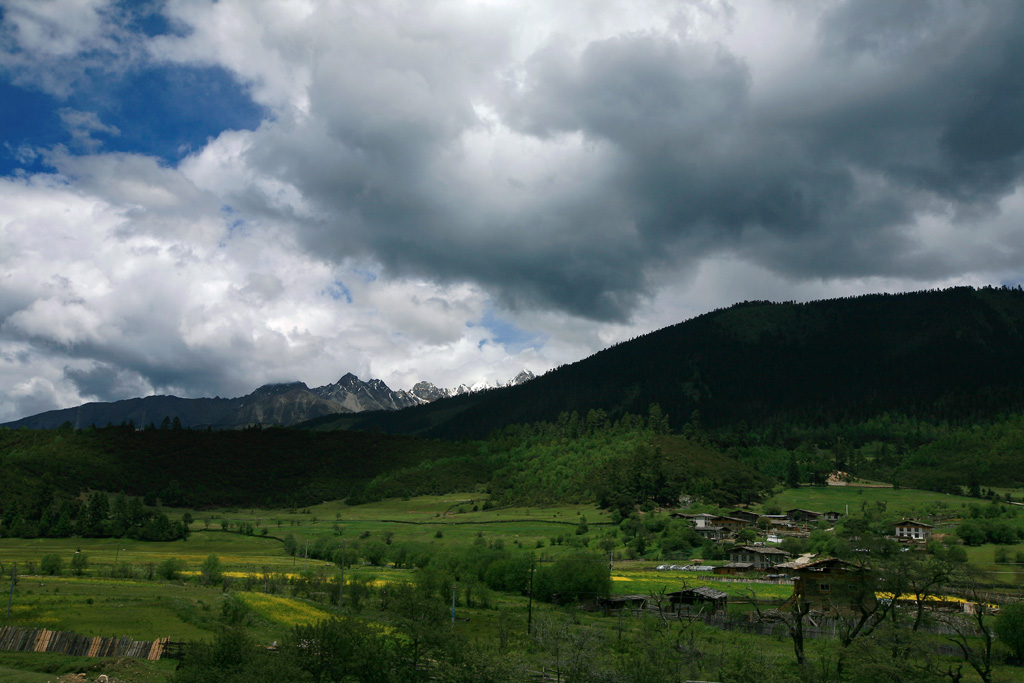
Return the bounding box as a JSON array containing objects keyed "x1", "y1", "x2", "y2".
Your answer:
[{"x1": 237, "y1": 592, "x2": 335, "y2": 627}]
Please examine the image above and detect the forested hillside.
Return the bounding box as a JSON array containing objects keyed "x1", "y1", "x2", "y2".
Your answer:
[
  {"x1": 7, "y1": 286, "x2": 1024, "y2": 538},
  {"x1": 310, "y1": 286, "x2": 1024, "y2": 440},
  {"x1": 0, "y1": 425, "x2": 476, "y2": 514},
  {"x1": 351, "y1": 406, "x2": 772, "y2": 509}
]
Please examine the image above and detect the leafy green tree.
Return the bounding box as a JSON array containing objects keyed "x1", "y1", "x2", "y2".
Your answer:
[
  {"x1": 956, "y1": 519, "x2": 988, "y2": 546},
  {"x1": 157, "y1": 557, "x2": 186, "y2": 580},
  {"x1": 200, "y1": 553, "x2": 222, "y2": 586},
  {"x1": 786, "y1": 452, "x2": 800, "y2": 488},
  {"x1": 995, "y1": 601, "x2": 1024, "y2": 664},
  {"x1": 362, "y1": 541, "x2": 388, "y2": 566},
  {"x1": 174, "y1": 626, "x2": 297, "y2": 683},
  {"x1": 283, "y1": 533, "x2": 297, "y2": 556},
  {"x1": 70, "y1": 551, "x2": 87, "y2": 576},
  {"x1": 533, "y1": 552, "x2": 610, "y2": 604},
  {"x1": 40, "y1": 554, "x2": 62, "y2": 576}
]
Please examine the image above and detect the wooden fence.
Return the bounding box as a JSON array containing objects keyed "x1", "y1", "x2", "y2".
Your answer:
[{"x1": 0, "y1": 626, "x2": 179, "y2": 660}]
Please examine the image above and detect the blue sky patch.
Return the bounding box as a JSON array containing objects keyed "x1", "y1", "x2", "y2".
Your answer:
[
  {"x1": 116, "y1": 0, "x2": 189, "y2": 38},
  {"x1": 0, "y1": 63, "x2": 265, "y2": 175},
  {"x1": 325, "y1": 280, "x2": 353, "y2": 303},
  {"x1": 472, "y1": 309, "x2": 543, "y2": 352}
]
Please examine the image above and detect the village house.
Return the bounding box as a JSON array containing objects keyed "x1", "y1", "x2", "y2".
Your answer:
[
  {"x1": 728, "y1": 509, "x2": 761, "y2": 526},
  {"x1": 669, "y1": 512, "x2": 716, "y2": 527},
  {"x1": 673, "y1": 512, "x2": 748, "y2": 540},
  {"x1": 727, "y1": 545, "x2": 792, "y2": 570},
  {"x1": 786, "y1": 508, "x2": 824, "y2": 524},
  {"x1": 785, "y1": 557, "x2": 874, "y2": 613},
  {"x1": 776, "y1": 553, "x2": 818, "y2": 573},
  {"x1": 713, "y1": 562, "x2": 754, "y2": 576},
  {"x1": 893, "y1": 520, "x2": 934, "y2": 541},
  {"x1": 708, "y1": 515, "x2": 748, "y2": 533}
]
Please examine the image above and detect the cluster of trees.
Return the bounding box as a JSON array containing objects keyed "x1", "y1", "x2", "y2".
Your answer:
[
  {"x1": 0, "y1": 490, "x2": 189, "y2": 541},
  {"x1": 0, "y1": 425, "x2": 477, "y2": 511},
  {"x1": 476, "y1": 406, "x2": 771, "y2": 509}
]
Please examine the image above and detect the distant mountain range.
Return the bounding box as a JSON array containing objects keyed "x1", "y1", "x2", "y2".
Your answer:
[
  {"x1": 10, "y1": 286, "x2": 1024, "y2": 441},
  {"x1": 0, "y1": 370, "x2": 536, "y2": 430}
]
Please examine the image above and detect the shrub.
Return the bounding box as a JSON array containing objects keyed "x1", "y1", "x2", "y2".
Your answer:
[
  {"x1": 40, "y1": 554, "x2": 63, "y2": 576},
  {"x1": 110, "y1": 562, "x2": 134, "y2": 579},
  {"x1": 201, "y1": 554, "x2": 222, "y2": 586},
  {"x1": 70, "y1": 552, "x2": 88, "y2": 576},
  {"x1": 157, "y1": 557, "x2": 187, "y2": 581},
  {"x1": 533, "y1": 551, "x2": 611, "y2": 604}
]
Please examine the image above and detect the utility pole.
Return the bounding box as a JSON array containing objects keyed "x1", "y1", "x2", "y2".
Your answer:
[
  {"x1": 451, "y1": 582, "x2": 456, "y2": 627},
  {"x1": 6, "y1": 563, "x2": 16, "y2": 623},
  {"x1": 303, "y1": 540, "x2": 309, "y2": 571}
]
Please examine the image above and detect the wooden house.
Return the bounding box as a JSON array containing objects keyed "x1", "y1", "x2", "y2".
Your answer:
[
  {"x1": 709, "y1": 515, "x2": 748, "y2": 533},
  {"x1": 786, "y1": 557, "x2": 874, "y2": 613},
  {"x1": 786, "y1": 508, "x2": 823, "y2": 524},
  {"x1": 713, "y1": 562, "x2": 754, "y2": 575},
  {"x1": 728, "y1": 545, "x2": 792, "y2": 570},
  {"x1": 728, "y1": 509, "x2": 761, "y2": 526},
  {"x1": 893, "y1": 520, "x2": 933, "y2": 541}
]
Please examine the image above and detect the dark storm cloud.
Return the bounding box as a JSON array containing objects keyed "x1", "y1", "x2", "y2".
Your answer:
[
  {"x1": 63, "y1": 361, "x2": 146, "y2": 402},
  {"x1": 230, "y1": 1, "x2": 1023, "y2": 323}
]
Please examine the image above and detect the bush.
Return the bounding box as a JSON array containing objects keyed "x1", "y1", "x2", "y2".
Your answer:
[
  {"x1": 996, "y1": 602, "x2": 1024, "y2": 664},
  {"x1": 70, "y1": 552, "x2": 88, "y2": 576},
  {"x1": 157, "y1": 557, "x2": 187, "y2": 581},
  {"x1": 110, "y1": 562, "x2": 134, "y2": 579},
  {"x1": 220, "y1": 594, "x2": 254, "y2": 625},
  {"x1": 40, "y1": 554, "x2": 63, "y2": 576},
  {"x1": 201, "y1": 554, "x2": 222, "y2": 586},
  {"x1": 533, "y1": 552, "x2": 611, "y2": 604},
  {"x1": 362, "y1": 541, "x2": 388, "y2": 566}
]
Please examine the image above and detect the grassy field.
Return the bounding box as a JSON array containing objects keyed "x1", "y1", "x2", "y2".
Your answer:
[
  {"x1": 1, "y1": 491, "x2": 1022, "y2": 681},
  {"x1": 197, "y1": 496, "x2": 616, "y2": 550},
  {"x1": 762, "y1": 484, "x2": 984, "y2": 519}
]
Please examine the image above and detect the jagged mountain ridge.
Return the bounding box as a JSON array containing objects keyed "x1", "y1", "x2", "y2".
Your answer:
[{"x1": 1, "y1": 370, "x2": 536, "y2": 430}]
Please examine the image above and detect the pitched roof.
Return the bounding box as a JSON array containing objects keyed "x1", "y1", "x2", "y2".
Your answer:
[
  {"x1": 731, "y1": 545, "x2": 791, "y2": 556},
  {"x1": 791, "y1": 557, "x2": 866, "y2": 572},
  {"x1": 669, "y1": 586, "x2": 729, "y2": 600},
  {"x1": 894, "y1": 519, "x2": 934, "y2": 528}
]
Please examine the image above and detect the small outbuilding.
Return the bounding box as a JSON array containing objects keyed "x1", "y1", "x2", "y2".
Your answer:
[
  {"x1": 598, "y1": 594, "x2": 648, "y2": 615},
  {"x1": 667, "y1": 586, "x2": 728, "y2": 613}
]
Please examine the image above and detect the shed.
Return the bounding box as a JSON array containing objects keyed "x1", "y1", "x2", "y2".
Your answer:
[
  {"x1": 598, "y1": 594, "x2": 648, "y2": 614},
  {"x1": 667, "y1": 586, "x2": 728, "y2": 613}
]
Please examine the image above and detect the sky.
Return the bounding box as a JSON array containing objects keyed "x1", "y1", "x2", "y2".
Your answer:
[{"x1": 1, "y1": 0, "x2": 1023, "y2": 423}]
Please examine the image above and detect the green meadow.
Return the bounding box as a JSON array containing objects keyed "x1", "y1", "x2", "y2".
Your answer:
[
  {"x1": 1, "y1": 491, "x2": 1022, "y2": 681},
  {"x1": 762, "y1": 484, "x2": 984, "y2": 519}
]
